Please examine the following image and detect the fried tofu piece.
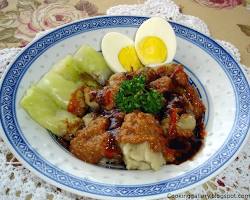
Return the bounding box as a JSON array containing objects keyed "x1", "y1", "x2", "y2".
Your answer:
[
  {"x1": 185, "y1": 85, "x2": 206, "y2": 119},
  {"x1": 108, "y1": 72, "x2": 127, "y2": 86},
  {"x1": 69, "y1": 117, "x2": 109, "y2": 164},
  {"x1": 149, "y1": 76, "x2": 173, "y2": 93},
  {"x1": 134, "y1": 67, "x2": 158, "y2": 82},
  {"x1": 67, "y1": 87, "x2": 88, "y2": 117},
  {"x1": 117, "y1": 112, "x2": 165, "y2": 152},
  {"x1": 96, "y1": 86, "x2": 119, "y2": 111},
  {"x1": 84, "y1": 87, "x2": 99, "y2": 111}
]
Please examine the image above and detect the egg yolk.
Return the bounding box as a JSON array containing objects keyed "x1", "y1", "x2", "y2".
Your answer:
[
  {"x1": 137, "y1": 36, "x2": 167, "y2": 65},
  {"x1": 118, "y1": 45, "x2": 143, "y2": 71}
]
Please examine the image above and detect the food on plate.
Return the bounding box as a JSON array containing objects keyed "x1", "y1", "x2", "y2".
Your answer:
[
  {"x1": 115, "y1": 75, "x2": 165, "y2": 114},
  {"x1": 101, "y1": 17, "x2": 176, "y2": 73},
  {"x1": 74, "y1": 45, "x2": 112, "y2": 84},
  {"x1": 118, "y1": 112, "x2": 166, "y2": 170},
  {"x1": 21, "y1": 44, "x2": 107, "y2": 135},
  {"x1": 36, "y1": 72, "x2": 82, "y2": 110},
  {"x1": 21, "y1": 64, "x2": 206, "y2": 170},
  {"x1": 51, "y1": 55, "x2": 80, "y2": 82},
  {"x1": 21, "y1": 86, "x2": 82, "y2": 136},
  {"x1": 21, "y1": 17, "x2": 206, "y2": 170},
  {"x1": 66, "y1": 64, "x2": 205, "y2": 170},
  {"x1": 121, "y1": 142, "x2": 166, "y2": 171},
  {"x1": 101, "y1": 32, "x2": 143, "y2": 73},
  {"x1": 135, "y1": 17, "x2": 176, "y2": 66}
]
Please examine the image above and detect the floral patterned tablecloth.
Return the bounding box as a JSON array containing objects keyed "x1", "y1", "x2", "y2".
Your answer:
[
  {"x1": 0, "y1": 0, "x2": 249, "y2": 199},
  {"x1": 0, "y1": 0, "x2": 100, "y2": 48}
]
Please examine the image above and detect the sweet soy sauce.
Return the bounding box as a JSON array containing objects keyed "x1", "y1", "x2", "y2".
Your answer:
[{"x1": 55, "y1": 112, "x2": 205, "y2": 167}]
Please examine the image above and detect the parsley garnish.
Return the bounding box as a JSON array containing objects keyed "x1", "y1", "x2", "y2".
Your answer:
[{"x1": 115, "y1": 75, "x2": 164, "y2": 114}]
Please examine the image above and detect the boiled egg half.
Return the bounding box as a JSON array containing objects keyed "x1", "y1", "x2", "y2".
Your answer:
[
  {"x1": 101, "y1": 17, "x2": 176, "y2": 72},
  {"x1": 101, "y1": 32, "x2": 143, "y2": 73},
  {"x1": 135, "y1": 17, "x2": 176, "y2": 66}
]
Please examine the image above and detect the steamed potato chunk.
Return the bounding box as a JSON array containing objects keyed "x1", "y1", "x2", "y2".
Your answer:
[
  {"x1": 121, "y1": 142, "x2": 165, "y2": 170},
  {"x1": 161, "y1": 113, "x2": 196, "y2": 137},
  {"x1": 177, "y1": 114, "x2": 196, "y2": 130}
]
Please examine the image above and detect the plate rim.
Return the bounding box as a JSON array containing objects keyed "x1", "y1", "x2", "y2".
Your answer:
[{"x1": 0, "y1": 15, "x2": 249, "y2": 200}]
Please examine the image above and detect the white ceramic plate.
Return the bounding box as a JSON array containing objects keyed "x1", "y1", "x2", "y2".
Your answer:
[{"x1": 0, "y1": 16, "x2": 249, "y2": 200}]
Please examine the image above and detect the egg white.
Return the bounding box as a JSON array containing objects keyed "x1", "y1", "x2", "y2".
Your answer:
[
  {"x1": 135, "y1": 17, "x2": 177, "y2": 66},
  {"x1": 101, "y1": 32, "x2": 134, "y2": 73}
]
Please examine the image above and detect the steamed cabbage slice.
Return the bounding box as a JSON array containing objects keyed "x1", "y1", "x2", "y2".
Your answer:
[
  {"x1": 36, "y1": 72, "x2": 81, "y2": 110},
  {"x1": 74, "y1": 45, "x2": 112, "y2": 84},
  {"x1": 51, "y1": 55, "x2": 100, "y2": 88},
  {"x1": 35, "y1": 50, "x2": 103, "y2": 111},
  {"x1": 21, "y1": 44, "x2": 110, "y2": 136},
  {"x1": 20, "y1": 86, "x2": 81, "y2": 136},
  {"x1": 51, "y1": 55, "x2": 81, "y2": 82}
]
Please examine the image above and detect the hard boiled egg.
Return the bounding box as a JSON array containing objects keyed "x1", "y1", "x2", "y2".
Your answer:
[
  {"x1": 135, "y1": 17, "x2": 176, "y2": 66},
  {"x1": 101, "y1": 32, "x2": 143, "y2": 73}
]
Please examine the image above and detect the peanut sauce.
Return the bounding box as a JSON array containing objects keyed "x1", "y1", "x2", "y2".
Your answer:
[{"x1": 56, "y1": 65, "x2": 206, "y2": 168}]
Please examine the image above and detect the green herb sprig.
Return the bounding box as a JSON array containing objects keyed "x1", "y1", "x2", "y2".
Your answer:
[{"x1": 115, "y1": 75, "x2": 164, "y2": 114}]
